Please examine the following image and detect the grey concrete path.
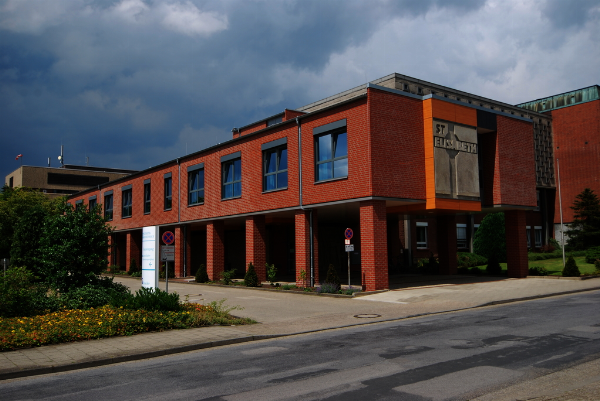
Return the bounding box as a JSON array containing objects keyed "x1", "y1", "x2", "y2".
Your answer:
[{"x1": 2, "y1": 275, "x2": 600, "y2": 381}]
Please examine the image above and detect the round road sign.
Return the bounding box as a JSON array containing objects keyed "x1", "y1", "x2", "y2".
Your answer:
[
  {"x1": 344, "y1": 228, "x2": 353, "y2": 240},
  {"x1": 162, "y1": 231, "x2": 175, "y2": 245}
]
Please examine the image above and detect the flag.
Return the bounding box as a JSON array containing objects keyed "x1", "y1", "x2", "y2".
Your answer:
[{"x1": 15, "y1": 154, "x2": 22, "y2": 160}]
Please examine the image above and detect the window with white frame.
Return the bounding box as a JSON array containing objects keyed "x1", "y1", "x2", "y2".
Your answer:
[
  {"x1": 456, "y1": 224, "x2": 467, "y2": 249},
  {"x1": 416, "y1": 222, "x2": 428, "y2": 249},
  {"x1": 526, "y1": 226, "x2": 531, "y2": 248},
  {"x1": 535, "y1": 226, "x2": 542, "y2": 248}
]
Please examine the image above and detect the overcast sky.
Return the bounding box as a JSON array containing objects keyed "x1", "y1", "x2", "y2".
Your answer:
[{"x1": 1, "y1": 0, "x2": 599, "y2": 181}]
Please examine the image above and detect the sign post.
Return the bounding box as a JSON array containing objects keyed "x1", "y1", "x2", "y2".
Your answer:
[
  {"x1": 344, "y1": 228, "x2": 354, "y2": 287},
  {"x1": 142, "y1": 227, "x2": 159, "y2": 289},
  {"x1": 2, "y1": 258, "x2": 9, "y2": 277},
  {"x1": 162, "y1": 231, "x2": 175, "y2": 293}
]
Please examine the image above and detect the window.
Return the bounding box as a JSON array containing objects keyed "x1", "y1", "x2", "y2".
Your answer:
[
  {"x1": 122, "y1": 186, "x2": 132, "y2": 218},
  {"x1": 267, "y1": 116, "x2": 283, "y2": 127},
  {"x1": 315, "y1": 120, "x2": 348, "y2": 181},
  {"x1": 75, "y1": 200, "x2": 83, "y2": 210},
  {"x1": 9, "y1": 177, "x2": 13, "y2": 188},
  {"x1": 526, "y1": 226, "x2": 531, "y2": 248},
  {"x1": 222, "y1": 157, "x2": 241, "y2": 199},
  {"x1": 535, "y1": 226, "x2": 542, "y2": 248},
  {"x1": 89, "y1": 196, "x2": 97, "y2": 210},
  {"x1": 416, "y1": 222, "x2": 428, "y2": 249},
  {"x1": 144, "y1": 180, "x2": 151, "y2": 214},
  {"x1": 104, "y1": 192, "x2": 113, "y2": 221},
  {"x1": 456, "y1": 224, "x2": 467, "y2": 249},
  {"x1": 534, "y1": 190, "x2": 540, "y2": 211},
  {"x1": 264, "y1": 146, "x2": 288, "y2": 191},
  {"x1": 164, "y1": 173, "x2": 172, "y2": 210},
  {"x1": 188, "y1": 165, "x2": 204, "y2": 205}
]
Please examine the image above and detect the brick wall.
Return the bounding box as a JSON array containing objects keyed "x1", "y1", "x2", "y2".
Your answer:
[
  {"x1": 551, "y1": 100, "x2": 600, "y2": 223},
  {"x1": 360, "y1": 200, "x2": 388, "y2": 291}
]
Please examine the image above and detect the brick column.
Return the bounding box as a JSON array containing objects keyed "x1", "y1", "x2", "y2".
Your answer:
[
  {"x1": 207, "y1": 220, "x2": 225, "y2": 281},
  {"x1": 107, "y1": 234, "x2": 114, "y2": 268},
  {"x1": 436, "y1": 215, "x2": 458, "y2": 275},
  {"x1": 125, "y1": 232, "x2": 141, "y2": 271},
  {"x1": 360, "y1": 200, "x2": 388, "y2": 291},
  {"x1": 186, "y1": 226, "x2": 192, "y2": 277},
  {"x1": 505, "y1": 210, "x2": 528, "y2": 278},
  {"x1": 294, "y1": 209, "x2": 318, "y2": 286},
  {"x1": 246, "y1": 215, "x2": 267, "y2": 282},
  {"x1": 174, "y1": 226, "x2": 183, "y2": 277}
]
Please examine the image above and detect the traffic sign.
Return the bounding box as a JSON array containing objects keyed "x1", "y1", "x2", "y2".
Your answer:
[
  {"x1": 161, "y1": 245, "x2": 175, "y2": 262},
  {"x1": 344, "y1": 228, "x2": 353, "y2": 240},
  {"x1": 162, "y1": 231, "x2": 175, "y2": 245},
  {"x1": 345, "y1": 239, "x2": 350, "y2": 245},
  {"x1": 345, "y1": 244, "x2": 354, "y2": 252}
]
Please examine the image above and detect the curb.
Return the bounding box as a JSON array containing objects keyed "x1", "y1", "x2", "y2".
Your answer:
[{"x1": 3, "y1": 285, "x2": 600, "y2": 382}]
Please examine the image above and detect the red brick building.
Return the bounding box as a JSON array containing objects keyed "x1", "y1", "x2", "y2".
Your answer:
[{"x1": 69, "y1": 73, "x2": 583, "y2": 291}]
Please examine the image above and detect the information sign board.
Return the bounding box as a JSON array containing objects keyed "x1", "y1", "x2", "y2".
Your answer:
[
  {"x1": 161, "y1": 245, "x2": 175, "y2": 262},
  {"x1": 345, "y1": 244, "x2": 355, "y2": 252},
  {"x1": 142, "y1": 226, "x2": 159, "y2": 289}
]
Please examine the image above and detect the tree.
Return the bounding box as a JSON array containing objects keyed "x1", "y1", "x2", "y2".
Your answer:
[
  {"x1": 473, "y1": 212, "x2": 507, "y2": 263},
  {"x1": 10, "y1": 204, "x2": 48, "y2": 273},
  {"x1": 37, "y1": 202, "x2": 113, "y2": 292},
  {"x1": 562, "y1": 255, "x2": 581, "y2": 277},
  {"x1": 568, "y1": 188, "x2": 600, "y2": 250},
  {"x1": 244, "y1": 262, "x2": 259, "y2": 287}
]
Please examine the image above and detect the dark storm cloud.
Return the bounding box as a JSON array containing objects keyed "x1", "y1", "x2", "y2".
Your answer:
[{"x1": 542, "y1": 0, "x2": 599, "y2": 29}]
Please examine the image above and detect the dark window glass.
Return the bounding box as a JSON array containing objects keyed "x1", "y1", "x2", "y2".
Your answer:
[
  {"x1": 164, "y1": 177, "x2": 172, "y2": 210},
  {"x1": 104, "y1": 194, "x2": 113, "y2": 221},
  {"x1": 316, "y1": 131, "x2": 348, "y2": 181},
  {"x1": 89, "y1": 198, "x2": 97, "y2": 210},
  {"x1": 75, "y1": 201, "x2": 83, "y2": 210},
  {"x1": 222, "y1": 159, "x2": 241, "y2": 199},
  {"x1": 456, "y1": 225, "x2": 467, "y2": 248},
  {"x1": 264, "y1": 147, "x2": 288, "y2": 191},
  {"x1": 144, "y1": 183, "x2": 151, "y2": 214},
  {"x1": 189, "y1": 169, "x2": 205, "y2": 205},
  {"x1": 122, "y1": 189, "x2": 132, "y2": 218},
  {"x1": 416, "y1": 225, "x2": 427, "y2": 249}
]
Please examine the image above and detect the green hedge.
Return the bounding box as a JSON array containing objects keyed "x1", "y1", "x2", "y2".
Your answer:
[
  {"x1": 457, "y1": 252, "x2": 488, "y2": 267},
  {"x1": 585, "y1": 246, "x2": 600, "y2": 264},
  {"x1": 528, "y1": 250, "x2": 585, "y2": 261}
]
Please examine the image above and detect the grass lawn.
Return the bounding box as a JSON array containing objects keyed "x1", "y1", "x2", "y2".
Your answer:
[{"x1": 495, "y1": 256, "x2": 595, "y2": 276}]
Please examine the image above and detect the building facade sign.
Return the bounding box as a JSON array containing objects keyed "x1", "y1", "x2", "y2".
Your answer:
[
  {"x1": 142, "y1": 226, "x2": 159, "y2": 289},
  {"x1": 433, "y1": 120, "x2": 480, "y2": 199}
]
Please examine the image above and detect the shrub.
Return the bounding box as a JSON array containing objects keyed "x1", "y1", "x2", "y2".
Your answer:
[
  {"x1": 528, "y1": 266, "x2": 549, "y2": 276},
  {"x1": 562, "y1": 255, "x2": 581, "y2": 277},
  {"x1": 195, "y1": 263, "x2": 209, "y2": 283},
  {"x1": 221, "y1": 269, "x2": 236, "y2": 285},
  {"x1": 340, "y1": 286, "x2": 361, "y2": 296},
  {"x1": 60, "y1": 284, "x2": 117, "y2": 310},
  {"x1": 473, "y1": 212, "x2": 506, "y2": 263},
  {"x1": 585, "y1": 246, "x2": 600, "y2": 264},
  {"x1": 540, "y1": 244, "x2": 555, "y2": 253},
  {"x1": 549, "y1": 237, "x2": 561, "y2": 250},
  {"x1": 159, "y1": 263, "x2": 175, "y2": 279},
  {"x1": 281, "y1": 284, "x2": 296, "y2": 290},
  {"x1": 528, "y1": 250, "x2": 585, "y2": 261},
  {"x1": 595, "y1": 260, "x2": 600, "y2": 274},
  {"x1": 266, "y1": 263, "x2": 277, "y2": 285},
  {"x1": 469, "y1": 266, "x2": 482, "y2": 275},
  {"x1": 128, "y1": 259, "x2": 139, "y2": 275},
  {"x1": 111, "y1": 287, "x2": 182, "y2": 312},
  {"x1": 457, "y1": 266, "x2": 470, "y2": 275},
  {"x1": 0, "y1": 266, "x2": 58, "y2": 317},
  {"x1": 317, "y1": 282, "x2": 340, "y2": 294},
  {"x1": 457, "y1": 252, "x2": 488, "y2": 268},
  {"x1": 325, "y1": 264, "x2": 341, "y2": 287},
  {"x1": 244, "y1": 263, "x2": 259, "y2": 287},
  {"x1": 486, "y1": 256, "x2": 503, "y2": 275}
]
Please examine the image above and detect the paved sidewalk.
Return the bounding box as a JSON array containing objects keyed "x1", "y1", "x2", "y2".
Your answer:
[{"x1": 2, "y1": 276, "x2": 600, "y2": 380}]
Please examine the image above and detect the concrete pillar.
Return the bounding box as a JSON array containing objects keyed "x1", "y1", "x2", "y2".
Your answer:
[
  {"x1": 174, "y1": 226, "x2": 183, "y2": 277},
  {"x1": 437, "y1": 215, "x2": 458, "y2": 275},
  {"x1": 505, "y1": 210, "x2": 529, "y2": 278},
  {"x1": 360, "y1": 200, "x2": 388, "y2": 291},
  {"x1": 207, "y1": 220, "x2": 225, "y2": 281},
  {"x1": 246, "y1": 215, "x2": 267, "y2": 282},
  {"x1": 294, "y1": 209, "x2": 318, "y2": 286},
  {"x1": 125, "y1": 231, "x2": 141, "y2": 272}
]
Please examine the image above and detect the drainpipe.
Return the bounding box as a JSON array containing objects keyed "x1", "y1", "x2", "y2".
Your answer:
[{"x1": 296, "y1": 117, "x2": 314, "y2": 287}]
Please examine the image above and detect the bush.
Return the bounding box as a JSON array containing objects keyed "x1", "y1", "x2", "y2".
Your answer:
[
  {"x1": 528, "y1": 250, "x2": 585, "y2": 261},
  {"x1": 528, "y1": 266, "x2": 549, "y2": 276},
  {"x1": 457, "y1": 252, "x2": 488, "y2": 268},
  {"x1": 340, "y1": 286, "x2": 361, "y2": 296},
  {"x1": 585, "y1": 246, "x2": 600, "y2": 264},
  {"x1": 195, "y1": 263, "x2": 209, "y2": 283},
  {"x1": 266, "y1": 263, "x2": 277, "y2": 285},
  {"x1": 473, "y1": 212, "x2": 506, "y2": 263},
  {"x1": 128, "y1": 259, "x2": 139, "y2": 275},
  {"x1": 562, "y1": 255, "x2": 581, "y2": 277},
  {"x1": 325, "y1": 264, "x2": 341, "y2": 287},
  {"x1": 317, "y1": 282, "x2": 340, "y2": 294},
  {"x1": 159, "y1": 263, "x2": 175, "y2": 279},
  {"x1": 595, "y1": 260, "x2": 600, "y2": 274},
  {"x1": 244, "y1": 263, "x2": 259, "y2": 287},
  {"x1": 281, "y1": 284, "x2": 297, "y2": 290},
  {"x1": 0, "y1": 266, "x2": 58, "y2": 317},
  {"x1": 111, "y1": 287, "x2": 182, "y2": 312},
  {"x1": 469, "y1": 266, "x2": 482, "y2": 275},
  {"x1": 221, "y1": 269, "x2": 236, "y2": 285},
  {"x1": 60, "y1": 284, "x2": 117, "y2": 310},
  {"x1": 457, "y1": 266, "x2": 470, "y2": 275},
  {"x1": 549, "y1": 237, "x2": 561, "y2": 250},
  {"x1": 540, "y1": 244, "x2": 555, "y2": 253},
  {"x1": 486, "y1": 256, "x2": 503, "y2": 275}
]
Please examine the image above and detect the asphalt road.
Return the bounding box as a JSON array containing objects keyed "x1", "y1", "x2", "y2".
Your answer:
[{"x1": 4, "y1": 291, "x2": 600, "y2": 401}]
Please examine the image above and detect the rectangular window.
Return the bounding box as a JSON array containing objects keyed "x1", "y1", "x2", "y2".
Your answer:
[
  {"x1": 526, "y1": 226, "x2": 531, "y2": 248},
  {"x1": 144, "y1": 180, "x2": 151, "y2": 214},
  {"x1": 315, "y1": 127, "x2": 348, "y2": 181},
  {"x1": 122, "y1": 187, "x2": 132, "y2": 218},
  {"x1": 456, "y1": 224, "x2": 467, "y2": 249},
  {"x1": 264, "y1": 146, "x2": 288, "y2": 191},
  {"x1": 164, "y1": 174, "x2": 172, "y2": 210},
  {"x1": 75, "y1": 200, "x2": 83, "y2": 210},
  {"x1": 534, "y1": 190, "x2": 540, "y2": 211},
  {"x1": 222, "y1": 153, "x2": 241, "y2": 199},
  {"x1": 535, "y1": 226, "x2": 542, "y2": 248},
  {"x1": 89, "y1": 196, "x2": 97, "y2": 210},
  {"x1": 416, "y1": 222, "x2": 428, "y2": 249},
  {"x1": 9, "y1": 177, "x2": 13, "y2": 188},
  {"x1": 104, "y1": 193, "x2": 113, "y2": 221},
  {"x1": 188, "y1": 169, "x2": 205, "y2": 205}
]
